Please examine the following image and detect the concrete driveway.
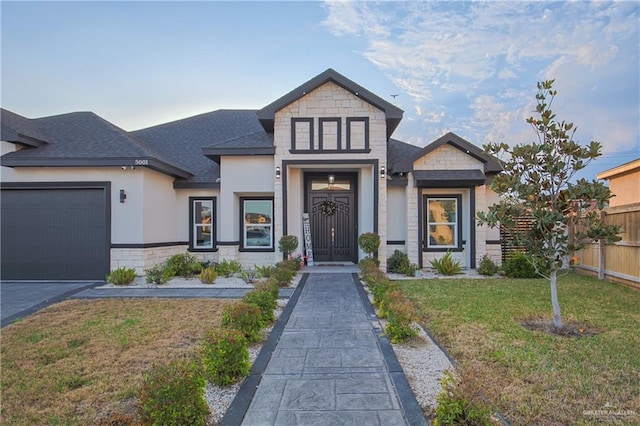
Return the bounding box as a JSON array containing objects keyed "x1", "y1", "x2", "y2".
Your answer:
[{"x1": 1, "y1": 281, "x2": 101, "y2": 328}]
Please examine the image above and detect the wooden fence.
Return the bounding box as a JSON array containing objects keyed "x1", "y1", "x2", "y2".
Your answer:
[{"x1": 574, "y1": 203, "x2": 640, "y2": 289}]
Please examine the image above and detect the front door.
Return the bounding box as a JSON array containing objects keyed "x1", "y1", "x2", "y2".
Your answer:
[{"x1": 306, "y1": 173, "x2": 357, "y2": 263}]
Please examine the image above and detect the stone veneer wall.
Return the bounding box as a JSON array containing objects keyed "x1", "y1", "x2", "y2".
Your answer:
[
  {"x1": 272, "y1": 81, "x2": 389, "y2": 270},
  {"x1": 111, "y1": 245, "x2": 218, "y2": 276}
]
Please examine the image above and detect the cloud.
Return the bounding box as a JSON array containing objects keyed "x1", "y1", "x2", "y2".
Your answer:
[{"x1": 321, "y1": 0, "x2": 638, "y2": 159}]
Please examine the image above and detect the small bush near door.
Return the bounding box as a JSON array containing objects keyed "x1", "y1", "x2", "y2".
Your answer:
[{"x1": 387, "y1": 250, "x2": 411, "y2": 274}]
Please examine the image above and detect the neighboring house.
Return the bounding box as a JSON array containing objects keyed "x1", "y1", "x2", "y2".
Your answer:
[
  {"x1": 597, "y1": 158, "x2": 640, "y2": 207},
  {"x1": 1, "y1": 68, "x2": 502, "y2": 280},
  {"x1": 573, "y1": 158, "x2": 640, "y2": 288}
]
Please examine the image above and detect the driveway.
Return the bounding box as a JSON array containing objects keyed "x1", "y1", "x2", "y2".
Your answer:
[{"x1": 1, "y1": 281, "x2": 101, "y2": 328}]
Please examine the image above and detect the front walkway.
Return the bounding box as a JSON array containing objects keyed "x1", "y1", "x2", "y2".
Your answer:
[{"x1": 225, "y1": 273, "x2": 426, "y2": 425}]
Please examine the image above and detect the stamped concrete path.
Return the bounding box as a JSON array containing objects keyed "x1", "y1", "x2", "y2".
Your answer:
[{"x1": 224, "y1": 272, "x2": 427, "y2": 426}]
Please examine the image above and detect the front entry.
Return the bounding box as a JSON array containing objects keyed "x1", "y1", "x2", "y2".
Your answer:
[{"x1": 305, "y1": 173, "x2": 357, "y2": 263}]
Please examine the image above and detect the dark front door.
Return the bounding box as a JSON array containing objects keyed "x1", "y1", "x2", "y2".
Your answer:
[{"x1": 306, "y1": 173, "x2": 356, "y2": 263}]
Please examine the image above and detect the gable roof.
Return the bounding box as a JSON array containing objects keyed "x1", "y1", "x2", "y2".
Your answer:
[
  {"x1": 1, "y1": 110, "x2": 191, "y2": 178},
  {"x1": 257, "y1": 68, "x2": 403, "y2": 139},
  {"x1": 1, "y1": 108, "x2": 49, "y2": 147},
  {"x1": 393, "y1": 131, "x2": 502, "y2": 174}
]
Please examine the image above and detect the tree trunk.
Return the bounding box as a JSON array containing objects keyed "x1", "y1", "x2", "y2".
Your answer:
[{"x1": 550, "y1": 268, "x2": 563, "y2": 329}]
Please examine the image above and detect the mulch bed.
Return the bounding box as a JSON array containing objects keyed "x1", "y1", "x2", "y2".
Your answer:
[{"x1": 520, "y1": 318, "x2": 601, "y2": 337}]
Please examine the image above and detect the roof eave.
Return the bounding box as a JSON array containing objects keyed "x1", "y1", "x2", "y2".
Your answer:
[
  {"x1": 257, "y1": 69, "x2": 404, "y2": 135},
  {"x1": 0, "y1": 156, "x2": 192, "y2": 179},
  {"x1": 202, "y1": 147, "x2": 276, "y2": 163}
]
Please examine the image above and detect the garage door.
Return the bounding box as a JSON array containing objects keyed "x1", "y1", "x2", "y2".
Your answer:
[{"x1": 1, "y1": 184, "x2": 110, "y2": 280}]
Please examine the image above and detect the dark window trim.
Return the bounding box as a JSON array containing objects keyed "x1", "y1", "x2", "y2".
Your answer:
[
  {"x1": 239, "y1": 197, "x2": 275, "y2": 252},
  {"x1": 387, "y1": 240, "x2": 406, "y2": 245},
  {"x1": 423, "y1": 194, "x2": 463, "y2": 252},
  {"x1": 346, "y1": 117, "x2": 369, "y2": 151},
  {"x1": 189, "y1": 196, "x2": 217, "y2": 252},
  {"x1": 319, "y1": 117, "x2": 342, "y2": 151},
  {"x1": 291, "y1": 118, "x2": 314, "y2": 152}
]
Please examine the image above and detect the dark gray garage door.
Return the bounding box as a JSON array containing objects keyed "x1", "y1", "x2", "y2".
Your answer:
[{"x1": 1, "y1": 184, "x2": 110, "y2": 280}]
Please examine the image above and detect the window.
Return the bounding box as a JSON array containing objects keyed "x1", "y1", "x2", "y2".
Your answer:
[
  {"x1": 424, "y1": 195, "x2": 462, "y2": 250},
  {"x1": 241, "y1": 198, "x2": 273, "y2": 251},
  {"x1": 190, "y1": 197, "x2": 215, "y2": 251}
]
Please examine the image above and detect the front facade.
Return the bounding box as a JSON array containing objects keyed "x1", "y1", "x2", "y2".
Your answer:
[{"x1": 1, "y1": 69, "x2": 502, "y2": 280}]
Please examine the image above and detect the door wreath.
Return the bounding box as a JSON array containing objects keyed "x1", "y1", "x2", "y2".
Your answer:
[{"x1": 320, "y1": 201, "x2": 337, "y2": 217}]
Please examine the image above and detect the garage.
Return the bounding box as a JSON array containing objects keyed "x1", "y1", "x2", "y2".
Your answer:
[{"x1": 1, "y1": 183, "x2": 110, "y2": 280}]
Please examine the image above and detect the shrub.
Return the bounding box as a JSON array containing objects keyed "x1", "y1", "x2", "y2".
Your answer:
[
  {"x1": 166, "y1": 252, "x2": 202, "y2": 277},
  {"x1": 215, "y1": 259, "x2": 243, "y2": 278},
  {"x1": 502, "y1": 251, "x2": 539, "y2": 278},
  {"x1": 106, "y1": 267, "x2": 136, "y2": 285},
  {"x1": 430, "y1": 251, "x2": 462, "y2": 276},
  {"x1": 477, "y1": 255, "x2": 499, "y2": 276},
  {"x1": 199, "y1": 266, "x2": 218, "y2": 284},
  {"x1": 387, "y1": 250, "x2": 411, "y2": 274},
  {"x1": 255, "y1": 264, "x2": 275, "y2": 278},
  {"x1": 278, "y1": 258, "x2": 300, "y2": 273},
  {"x1": 385, "y1": 297, "x2": 419, "y2": 343},
  {"x1": 272, "y1": 264, "x2": 295, "y2": 287},
  {"x1": 278, "y1": 235, "x2": 299, "y2": 258},
  {"x1": 201, "y1": 328, "x2": 250, "y2": 386},
  {"x1": 221, "y1": 301, "x2": 264, "y2": 343},
  {"x1": 145, "y1": 264, "x2": 173, "y2": 285},
  {"x1": 434, "y1": 370, "x2": 493, "y2": 426},
  {"x1": 243, "y1": 283, "x2": 278, "y2": 323},
  {"x1": 138, "y1": 359, "x2": 208, "y2": 426},
  {"x1": 238, "y1": 270, "x2": 260, "y2": 284},
  {"x1": 359, "y1": 257, "x2": 380, "y2": 276},
  {"x1": 358, "y1": 232, "x2": 380, "y2": 258}
]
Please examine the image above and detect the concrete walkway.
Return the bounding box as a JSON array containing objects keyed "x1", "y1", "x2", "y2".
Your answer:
[{"x1": 224, "y1": 273, "x2": 427, "y2": 426}]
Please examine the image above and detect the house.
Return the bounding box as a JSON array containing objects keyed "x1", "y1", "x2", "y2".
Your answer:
[
  {"x1": 1, "y1": 69, "x2": 502, "y2": 280},
  {"x1": 573, "y1": 158, "x2": 640, "y2": 288},
  {"x1": 597, "y1": 158, "x2": 640, "y2": 207}
]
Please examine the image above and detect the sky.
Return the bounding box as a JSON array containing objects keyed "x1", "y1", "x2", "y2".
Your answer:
[{"x1": 2, "y1": 1, "x2": 639, "y2": 181}]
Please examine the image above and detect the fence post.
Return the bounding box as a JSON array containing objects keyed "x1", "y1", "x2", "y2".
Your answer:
[{"x1": 598, "y1": 210, "x2": 606, "y2": 280}]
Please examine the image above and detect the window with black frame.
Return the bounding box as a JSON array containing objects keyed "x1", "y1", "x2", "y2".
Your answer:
[
  {"x1": 241, "y1": 198, "x2": 273, "y2": 250},
  {"x1": 424, "y1": 195, "x2": 462, "y2": 250},
  {"x1": 190, "y1": 197, "x2": 215, "y2": 250}
]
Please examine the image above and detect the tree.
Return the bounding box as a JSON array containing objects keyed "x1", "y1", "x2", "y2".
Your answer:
[{"x1": 477, "y1": 80, "x2": 621, "y2": 329}]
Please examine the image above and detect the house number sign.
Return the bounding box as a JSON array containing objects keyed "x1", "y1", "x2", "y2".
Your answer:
[{"x1": 302, "y1": 213, "x2": 314, "y2": 266}]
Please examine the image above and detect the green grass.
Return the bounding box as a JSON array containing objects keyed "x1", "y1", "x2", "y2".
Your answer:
[{"x1": 398, "y1": 272, "x2": 640, "y2": 426}]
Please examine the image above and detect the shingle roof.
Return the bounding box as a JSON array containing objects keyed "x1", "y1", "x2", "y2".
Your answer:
[
  {"x1": 387, "y1": 138, "x2": 421, "y2": 173},
  {"x1": 393, "y1": 132, "x2": 502, "y2": 174},
  {"x1": 1, "y1": 111, "x2": 190, "y2": 178},
  {"x1": 1, "y1": 108, "x2": 49, "y2": 146},
  {"x1": 133, "y1": 110, "x2": 271, "y2": 184}
]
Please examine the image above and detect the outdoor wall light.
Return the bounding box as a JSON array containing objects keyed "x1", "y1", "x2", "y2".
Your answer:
[
  {"x1": 275, "y1": 166, "x2": 281, "y2": 179},
  {"x1": 328, "y1": 174, "x2": 335, "y2": 185},
  {"x1": 119, "y1": 189, "x2": 127, "y2": 203},
  {"x1": 380, "y1": 166, "x2": 386, "y2": 179}
]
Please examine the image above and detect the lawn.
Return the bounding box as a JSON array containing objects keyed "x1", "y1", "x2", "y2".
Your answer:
[
  {"x1": 1, "y1": 298, "x2": 232, "y2": 425},
  {"x1": 398, "y1": 272, "x2": 640, "y2": 426}
]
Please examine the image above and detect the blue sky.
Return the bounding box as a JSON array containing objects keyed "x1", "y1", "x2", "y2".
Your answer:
[{"x1": 2, "y1": 1, "x2": 638, "y2": 180}]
